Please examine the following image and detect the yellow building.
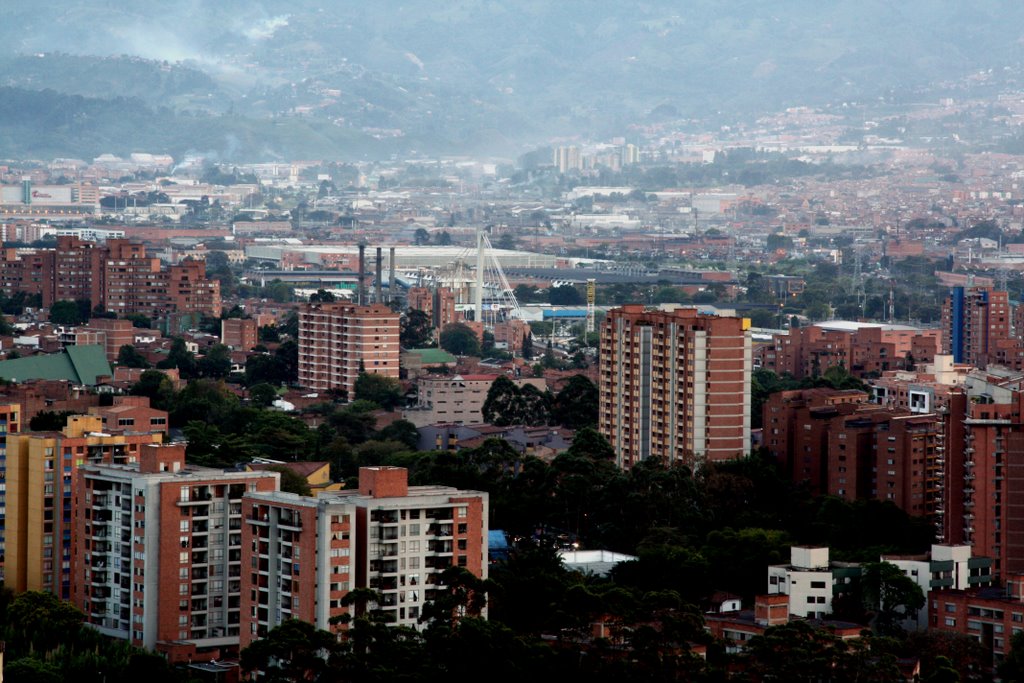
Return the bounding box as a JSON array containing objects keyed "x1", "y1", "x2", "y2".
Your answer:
[
  {"x1": 5, "y1": 414, "x2": 162, "y2": 597},
  {"x1": 0, "y1": 402, "x2": 22, "y2": 583}
]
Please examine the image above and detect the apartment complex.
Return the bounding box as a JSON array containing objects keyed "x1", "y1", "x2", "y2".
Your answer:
[
  {"x1": 756, "y1": 322, "x2": 940, "y2": 379},
  {"x1": 70, "y1": 444, "x2": 279, "y2": 660},
  {"x1": 407, "y1": 286, "x2": 456, "y2": 330},
  {"x1": 239, "y1": 492, "x2": 355, "y2": 647},
  {"x1": 0, "y1": 236, "x2": 220, "y2": 317},
  {"x1": 241, "y1": 466, "x2": 488, "y2": 645},
  {"x1": 763, "y1": 388, "x2": 944, "y2": 523},
  {"x1": 297, "y1": 302, "x2": 400, "y2": 397},
  {"x1": 599, "y1": 305, "x2": 752, "y2": 468},
  {"x1": 221, "y1": 317, "x2": 258, "y2": 351},
  {"x1": 5, "y1": 415, "x2": 163, "y2": 597},
  {"x1": 942, "y1": 286, "x2": 1011, "y2": 368}
]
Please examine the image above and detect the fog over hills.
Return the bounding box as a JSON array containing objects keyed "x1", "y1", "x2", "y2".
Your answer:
[{"x1": 1, "y1": 1, "x2": 1022, "y2": 160}]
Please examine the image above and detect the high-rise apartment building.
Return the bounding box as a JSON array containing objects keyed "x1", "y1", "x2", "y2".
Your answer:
[
  {"x1": 241, "y1": 466, "x2": 488, "y2": 645},
  {"x1": 599, "y1": 305, "x2": 752, "y2": 468},
  {"x1": 5, "y1": 415, "x2": 163, "y2": 597},
  {"x1": 239, "y1": 492, "x2": 355, "y2": 647},
  {"x1": 942, "y1": 286, "x2": 1011, "y2": 368},
  {"x1": 0, "y1": 402, "x2": 21, "y2": 583},
  {"x1": 298, "y1": 302, "x2": 400, "y2": 397},
  {"x1": 71, "y1": 443, "x2": 279, "y2": 661}
]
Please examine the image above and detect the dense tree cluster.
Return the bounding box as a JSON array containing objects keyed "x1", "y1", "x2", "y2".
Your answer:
[{"x1": 0, "y1": 590, "x2": 177, "y2": 683}]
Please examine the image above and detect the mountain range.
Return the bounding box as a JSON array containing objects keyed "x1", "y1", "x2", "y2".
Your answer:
[{"x1": 1, "y1": 1, "x2": 1022, "y2": 161}]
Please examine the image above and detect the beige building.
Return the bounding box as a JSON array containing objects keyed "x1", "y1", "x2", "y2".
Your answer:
[{"x1": 403, "y1": 374, "x2": 546, "y2": 427}]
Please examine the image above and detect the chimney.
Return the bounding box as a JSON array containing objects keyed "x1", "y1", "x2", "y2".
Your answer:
[
  {"x1": 389, "y1": 247, "x2": 397, "y2": 304},
  {"x1": 357, "y1": 244, "x2": 366, "y2": 306},
  {"x1": 375, "y1": 247, "x2": 383, "y2": 304}
]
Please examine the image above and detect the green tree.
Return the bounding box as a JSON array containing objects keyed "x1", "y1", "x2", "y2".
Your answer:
[
  {"x1": 482, "y1": 376, "x2": 521, "y2": 425},
  {"x1": 400, "y1": 308, "x2": 433, "y2": 348},
  {"x1": 116, "y1": 344, "x2": 150, "y2": 368},
  {"x1": 124, "y1": 312, "x2": 152, "y2": 328},
  {"x1": 240, "y1": 619, "x2": 339, "y2": 682},
  {"x1": 309, "y1": 288, "x2": 336, "y2": 303},
  {"x1": 267, "y1": 466, "x2": 313, "y2": 497},
  {"x1": 197, "y1": 343, "x2": 232, "y2": 379},
  {"x1": 7, "y1": 590, "x2": 85, "y2": 654},
  {"x1": 860, "y1": 561, "x2": 925, "y2": 636},
  {"x1": 353, "y1": 372, "x2": 403, "y2": 410},
  {"x1": 552, "y1": 375, "x2": 598, "y2": 429},
  {"x1": 249, "y1": 383, "x2": 279, "y2": 408},
  {"x1": 999, "y1": 630, "x2": 1024, "y2": 682},
  {"x1": 414, "y1": 227, "x2": 430, "y2": 245},
  {"x1": 28, "y1": 410, "x2": 75, "y2": 431},
  {"x1": 48, "y1": 299, "x2": 86, "y2": 325},
  {"x1": 374, "y1": 419, "x2": 420, "y2": 450},
  {"x1": 130, "y1": 369, "x2": 176, "y2": 410},
  {"x1": 549, "y1": 285, "x2": 584, "y2": 306},
  {"x1": 517, "y1": 383, "x2": 552, "y2": 426},
  {"x1": 158, "y1": 338, "x2": 197, "y2": 378},
  {"x1": 440, "y1": 323, "x2": 481, "y2": 356}
]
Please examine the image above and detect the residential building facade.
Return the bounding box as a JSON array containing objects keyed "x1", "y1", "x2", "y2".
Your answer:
[
  {"x1": 297, "y1": 302, "x2": 400, "y2": 397},
  {"x1": 241, "y1": 466, "x2": 488, "y2": 645},
  {"x1": 599, "y1": 304, "x2": 752, "y2": 468},
  {"x1": 5, "y1": 415, "x2": 162, "y2": 597},
  {"x1": 70, "y1": 444, "x2": 279, "y2": 661}
]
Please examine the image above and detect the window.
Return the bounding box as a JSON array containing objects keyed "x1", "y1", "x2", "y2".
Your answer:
[
  {"x1": 810, "y1": 581, "x2": 826, "y2": 589},
  {"x1": 945, "y1": 617, "x2": 956, "y2": 627}
]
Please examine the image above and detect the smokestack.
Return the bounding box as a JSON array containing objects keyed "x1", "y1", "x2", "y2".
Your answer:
[
  {"x1": 389, "y1": 247, "x2": 397, "y2": 304},
  {"x1": 357, "y1": 244, "x2": 366, "y2": 306},
  {"x1": 375, "y1": 247, "x2": 383, "y2": 304}
]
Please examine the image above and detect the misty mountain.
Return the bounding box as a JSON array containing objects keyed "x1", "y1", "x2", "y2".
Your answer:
[{"x1": 1, "y1": 1, "x2": 1023, "y2": 160}]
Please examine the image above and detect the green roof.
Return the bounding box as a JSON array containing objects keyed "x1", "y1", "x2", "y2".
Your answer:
[
  {"x1": 403, "y1": 348, "x2": 456, "y2": 364},
  {"x1": 0, "y1": 345, "x2": 112, "y2": 385}
]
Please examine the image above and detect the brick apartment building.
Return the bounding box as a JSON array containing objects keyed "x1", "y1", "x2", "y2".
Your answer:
[
  {"x1": 869, "y1": 354, "x2": 970, "y2": 414},
  {"x1": 87, "y1": 396, "x2": 169, "y2": 436},
  {"x1": 599, "y1": 305, "x2": 752, "y2": 468},
  {"x1": 407, "y1": 286, "x2": 456, "y2": 331},
  {"x1": 943, "y1": 376, "x2": 1024, "y2": 577},
  {"x1": 240, "y1": 466, "x2": 488, "y2": 646},
  {"x1": 5, "y1": 415, "x2": 163, "y2": 597},
  {"x1": 0, "y1": 235, "x2": 220, "y2": 318},
  {"x1": 763, "y1": 388, "x2": 944, "y2": 523},
  {"x1": 942, "y1": 286, "x2": 1011, "y2": 368},
  {"x1": 70, "y1": 443, "x2": 278, "y2": 661},
  {"x1": 297, "y1": 302, "x2": 400, "y2": 397},
  {"x1": 929, "y1": 574, "x2": 1024, "y2": 671},
  {"x1": 221, "y1": 317, "x2": 258, "y2": 351},
  {"x1": 493, "y1": 319, "x2": 531, "y2": 355},
  {"x1": 756, "y1": 322, "x2": 941, "y2": 379}
]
